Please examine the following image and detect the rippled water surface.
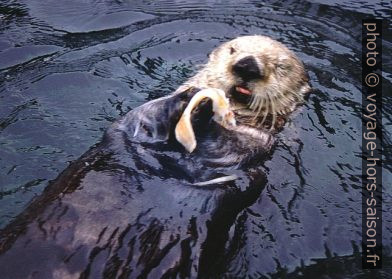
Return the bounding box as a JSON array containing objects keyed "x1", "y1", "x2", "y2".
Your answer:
[{"x1": 0, "y1": 0, "x2": 391, "y2": 277}]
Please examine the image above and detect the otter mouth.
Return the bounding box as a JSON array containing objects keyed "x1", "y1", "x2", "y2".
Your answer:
[
  {"x1": 235, "y1": 85, "x2": 252, "y2": 96},
  {"x1": 230, "y1": 85, "x2": 252, "y2": 104}
]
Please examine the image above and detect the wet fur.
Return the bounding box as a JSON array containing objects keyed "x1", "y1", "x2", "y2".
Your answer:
[
  {"x1": 0, "y1": 88, "x2": 272, "y2": 278},
  {"x1": 0, "y1": 36, "x2": 309, "y2": 278}
]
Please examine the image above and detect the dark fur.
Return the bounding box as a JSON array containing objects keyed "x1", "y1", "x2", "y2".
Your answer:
[{"x1": 0, "y1": 88, "x2": 273, "y2": 278}]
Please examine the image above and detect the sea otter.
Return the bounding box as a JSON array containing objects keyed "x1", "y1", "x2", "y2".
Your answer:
[{"x1": 0, "y1": 35, "x2": 310, "y2": 278}]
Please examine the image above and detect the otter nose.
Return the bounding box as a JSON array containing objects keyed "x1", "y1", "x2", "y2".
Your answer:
[{"x1": 232, "y1": 56, "x2": 263, "y2": 81}]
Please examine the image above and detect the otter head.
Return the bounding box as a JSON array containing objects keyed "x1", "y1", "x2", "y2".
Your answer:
[{"x1": 201, "y1": 35, "x2": 311, "y2": 130}]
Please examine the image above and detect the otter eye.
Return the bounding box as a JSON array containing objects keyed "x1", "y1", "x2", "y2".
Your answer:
[
  {"x1": 277, "y1": 63, "x2": 292, "y2": 71},
  {"x1": 230, "y1": 47, "x2": 236, "y2": 54}
]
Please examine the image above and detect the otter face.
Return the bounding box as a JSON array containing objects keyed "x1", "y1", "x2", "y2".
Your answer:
[{"x1": 205, "y1": 35, "x2": 310, "y2": 129}]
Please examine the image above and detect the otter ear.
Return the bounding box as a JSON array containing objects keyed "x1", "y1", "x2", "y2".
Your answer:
[
  {"x1": 208, "y1": 42, "x2": 227, "y2": 59},
  {"x1": 208, "y1": 46, "x2": 219, "y2": 59}
]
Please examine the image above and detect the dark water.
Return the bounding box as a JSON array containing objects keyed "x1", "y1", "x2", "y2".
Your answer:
[{"x1": 0, "y1": 0, "x2": 391, "y2": 277}]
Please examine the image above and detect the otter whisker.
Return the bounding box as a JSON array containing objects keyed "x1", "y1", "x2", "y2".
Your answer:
[
  {"x1": 250, "y1": 95, "x2": 265, "y2": 124},
  {"x1": 278, "y1": 93, "x2": 292, "y2": 110},
  {"x1": 260, "y1": 94, "x2": 270, "y2": 125},
  {"x1": 270, "y1": 97, "x2": 277, "y2": 131},
  {"x1": 249, "y1": 94, "x2": 259, "y2": 110},
  {"x1": 250, "y1": 93, "x2": 264, "y2": 112},
  {"x1": 296, "y1": 93, "x2": 305, "y2": 103},
  {"x1": 256, "y1": 96, "x2": 265, "y2": 117}
]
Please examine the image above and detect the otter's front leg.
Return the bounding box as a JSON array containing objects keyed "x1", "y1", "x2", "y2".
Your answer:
[{"x1": 106, "y1": 87, "x2": 204, "y2": 144}]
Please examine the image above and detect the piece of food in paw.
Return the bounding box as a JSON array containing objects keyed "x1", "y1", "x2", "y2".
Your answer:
[{"x1": 175, "y1": 88, "x2": 236, "y2": 152}]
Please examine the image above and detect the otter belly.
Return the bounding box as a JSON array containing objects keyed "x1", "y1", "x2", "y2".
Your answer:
[{"x1": 0, "y1": 89, "x2": 271, "y2": 279}]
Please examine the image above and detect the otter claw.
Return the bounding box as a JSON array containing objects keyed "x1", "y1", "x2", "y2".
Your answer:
[{"x1": 217, "y1": 111, "x2": 236, "y2": 128}]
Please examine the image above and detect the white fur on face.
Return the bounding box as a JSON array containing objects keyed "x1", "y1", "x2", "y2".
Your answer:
[{"x1": 179, "y1": 35, "x2": 310, "y2": 129}]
